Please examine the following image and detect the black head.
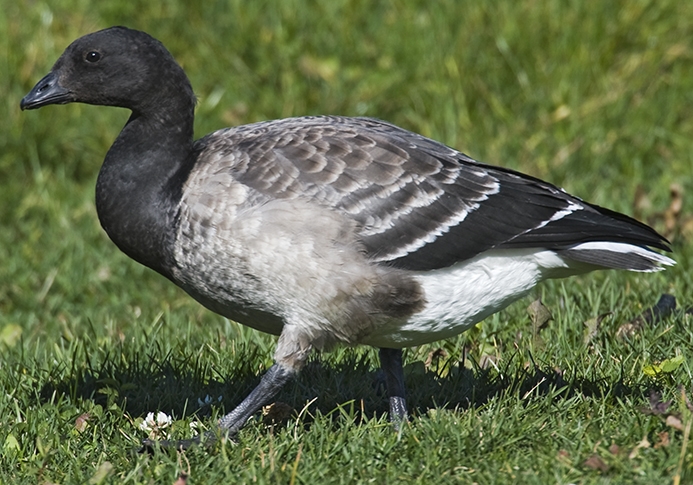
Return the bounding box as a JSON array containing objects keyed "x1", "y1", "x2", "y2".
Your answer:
[{"x1": 20, "y1": 26, "x2": 194, "y2": 114}]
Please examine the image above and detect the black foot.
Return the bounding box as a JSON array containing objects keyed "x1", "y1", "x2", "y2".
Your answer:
[
  {"x1": 379, "y1": 348, "x2": 409, "y2": 428},
  {"x1": 388, "y1": 395, "x2": 408, "y2": 430}
]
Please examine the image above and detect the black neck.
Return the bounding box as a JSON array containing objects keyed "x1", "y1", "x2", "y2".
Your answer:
[{"x1": 95, "y1": 102, "x2": 195, "y2": 279}]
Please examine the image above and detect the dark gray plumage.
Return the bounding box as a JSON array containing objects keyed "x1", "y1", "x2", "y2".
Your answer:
[{"x1": 21, "y1": 26, "x2": 673, "y2": 449}]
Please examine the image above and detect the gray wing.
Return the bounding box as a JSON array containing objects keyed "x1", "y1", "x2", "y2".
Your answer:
[{"x1": 194, "y1": 116, "x2": 669, "y2": 271}]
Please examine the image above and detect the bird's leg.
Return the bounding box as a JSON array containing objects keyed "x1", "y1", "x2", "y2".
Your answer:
[
  {"x1": 141, "y1": 363, "x2": 296, "y2": 451},
  {"x1": 141, "y1": 326, "x2": 310, "y2": 452},
  {"x1": 378, "y1": 347, "x2": 407, "y2": 428},
  {"x1": 216, "y1": 363, "x2": 295, "y2": 434}
]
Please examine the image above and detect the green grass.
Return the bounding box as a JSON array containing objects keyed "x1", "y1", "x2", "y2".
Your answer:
[{"x1": 2, "y1": 0, "x2": 693, "y2": 483}]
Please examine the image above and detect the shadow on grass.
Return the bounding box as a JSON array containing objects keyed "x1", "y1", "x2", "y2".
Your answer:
[{"x1": 38, "y1": 346, "x2": 643, "y2": 428}]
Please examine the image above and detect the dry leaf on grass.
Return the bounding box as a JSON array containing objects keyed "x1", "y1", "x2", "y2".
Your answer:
[
  {"x1": 654, "y1": 431, "x2": 671, "y2": 449},
  {"x1": 75, "y1": 413, "x2": 91, "y2": 433},
  {"x1": 635, "y1": 294, "x2": 677, "y2": 325},
  {"x1": 628, "y1": 436, "x2": 651, "y2": 459},
  {"x1": 636, "y1": 182, "x2": 692, "y2": 241},
  {"x1": 583, "y1": 312, "x2": 611, "y2": 345},
  {"x1": 662, "y1": 183, "x2": 684, "y2": 237},
  {"x1": 173, "y1": 473, "x2": 188, "y2": 485},
  {"x1": 667, "y1": 415, "x2": 684, "y2": 431},
  {"x1": 617, "y1": 294, "x2": 677, "y2": 338},
  {"x1": 642, "y1": 390, "x2": 673, "y2": 415},
  {"x1": 424, "y1": 348, "x2": 448, "y2": 370},
  {"x1": 527, "y1": 299, "x2": 553, "y2": 331},
  {"x1": 583, "y1": 454, "x2": 609, "y2": 472}
]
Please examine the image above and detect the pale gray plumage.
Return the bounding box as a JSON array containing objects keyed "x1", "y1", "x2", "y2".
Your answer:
[{"x1": 20, "y1": 26, "x2": 674, "y2": 450}]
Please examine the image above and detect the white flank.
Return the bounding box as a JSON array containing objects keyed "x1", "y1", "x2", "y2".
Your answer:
[{"x1": 364, "y1": 248, "x2": 574, "y2": 347}]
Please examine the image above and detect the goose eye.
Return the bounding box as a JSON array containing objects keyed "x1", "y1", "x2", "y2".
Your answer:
[{"x1": 85, "y1": 51, "x2": 101, "y2": 63}]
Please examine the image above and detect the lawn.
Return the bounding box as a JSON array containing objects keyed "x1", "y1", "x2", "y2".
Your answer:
[{"x1": 1, "y1": 0, "x2": 692, "y2": 483}]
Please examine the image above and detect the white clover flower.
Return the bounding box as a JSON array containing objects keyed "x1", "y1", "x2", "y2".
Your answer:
[{"x1": 139, "y1": 411, "x2": 173, "y2": 439}]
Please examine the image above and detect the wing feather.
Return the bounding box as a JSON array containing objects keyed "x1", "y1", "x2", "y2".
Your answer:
[{"x1": 195, "y1": 116, "x2": 669, "y2": 271}]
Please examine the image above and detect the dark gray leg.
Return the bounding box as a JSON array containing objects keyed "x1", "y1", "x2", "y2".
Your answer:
[
  {"x1": 217, "y1": 363, "x2": 294, "y2": 434},
  {"x1": 378, "y1": 347, "x2": 407, "y2": 428},
  {"x1": 142, "y1": 363, "x2": 294, "y2": 451}
]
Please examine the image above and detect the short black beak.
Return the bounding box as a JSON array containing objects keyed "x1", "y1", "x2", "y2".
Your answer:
[{"x1": 20, "y1": 71, "x2": 73, "y2": 110}]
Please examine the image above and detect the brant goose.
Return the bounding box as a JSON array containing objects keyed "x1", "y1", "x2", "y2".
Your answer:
[{"x1": 21, "y1": 27, "x2": 674, "y2": 448}]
